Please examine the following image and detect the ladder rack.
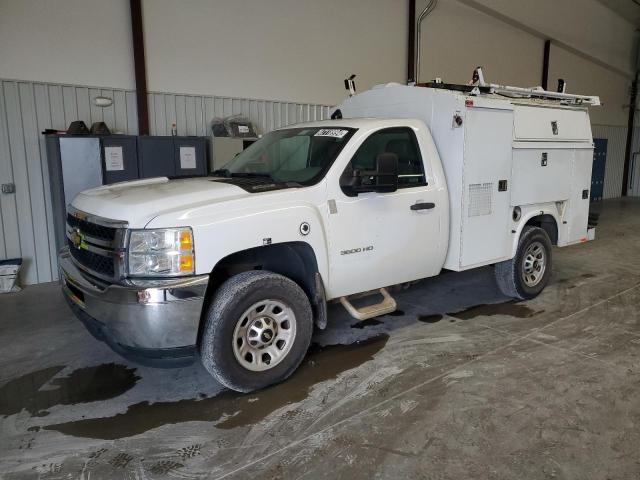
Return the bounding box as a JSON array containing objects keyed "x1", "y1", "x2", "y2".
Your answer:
[
  {"x1": 418, "y1": 81, "x2": 600, "y2": 106},
  {"x1": 483, "y1": 84, "x2": 600, "y2": 106}
]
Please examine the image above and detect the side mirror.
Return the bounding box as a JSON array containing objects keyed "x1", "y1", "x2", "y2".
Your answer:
[{"x1": 341, "y1": 153, "x2": 399, "y2": 195}]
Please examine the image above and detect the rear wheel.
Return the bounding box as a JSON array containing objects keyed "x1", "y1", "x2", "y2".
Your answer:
[
  {"x1": 495, "y1": 226, "x2": 552, "y2": 300},
  {"x1": 199, "y1": 270, "x2": 313, "y2": 392}
]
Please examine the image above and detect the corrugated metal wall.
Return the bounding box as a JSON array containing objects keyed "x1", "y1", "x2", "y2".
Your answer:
[
  {"x1": 0, "y1": 78, "x2": 331, "y2": 285},
  {"x1": 591, "y1": 124, "x2": 627, "y2": 199},
  {"x1": 147, "y1": 92, "x2": 332, "y2": 137}
]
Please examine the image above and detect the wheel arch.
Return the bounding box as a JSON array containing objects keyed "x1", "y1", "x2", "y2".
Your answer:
[
  {"x1": 198, "y1": 241, "x2": 327, "y2": 345},
  {"x1": 511, "y1": 209, "x2": 559, "y2": 258}
]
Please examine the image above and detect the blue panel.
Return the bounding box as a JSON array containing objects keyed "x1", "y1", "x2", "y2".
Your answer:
[{"x1": 591, "y1": 138, "x2": 607, "y2": 202}]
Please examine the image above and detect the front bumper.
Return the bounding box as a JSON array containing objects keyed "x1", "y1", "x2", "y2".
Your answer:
[{"x1": 58, "y1": 247, "x2": 209, "y2": 366}]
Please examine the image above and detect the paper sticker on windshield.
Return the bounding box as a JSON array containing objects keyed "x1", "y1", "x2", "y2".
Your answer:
[{"x1": 314, "y1": 128, "x2": 348, "y2": 138}]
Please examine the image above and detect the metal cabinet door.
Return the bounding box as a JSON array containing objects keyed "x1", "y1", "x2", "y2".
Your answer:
[
  {"x1": 173, "y1": 137, "x2": 207, "y2": 177},
  {"x1": 590, "y1": 138, "x2": 606, "y2": 201},
  {"x1": 59, "y1": 137, "x2": 103, "y2": 207},
  {"x1": 138, "y1": 136, "x2": 175, "y2": 178},
  {"x1": 102, "y1": 136, "x2": 139, "y2": 184}
]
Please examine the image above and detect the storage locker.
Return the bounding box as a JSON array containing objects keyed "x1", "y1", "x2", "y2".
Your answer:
[{"x1": 102, "y1": 135, "x2": 139, "y2": 184}]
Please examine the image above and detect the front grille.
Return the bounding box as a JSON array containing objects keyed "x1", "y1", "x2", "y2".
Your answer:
[
  {"x1": 68, "y1": 240, "x2": 116, "y2": 277},
  {"x1": 67, "y1": 214, "x2": 116, "y2": 241}
]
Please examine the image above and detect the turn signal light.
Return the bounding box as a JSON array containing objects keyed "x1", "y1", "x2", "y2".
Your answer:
[
  {"x1": 180, "y1": 230, "x2": 193, "y2": 251},
  {"x1": 180, "y1": 254, "x2": 194, "y2": 272}
]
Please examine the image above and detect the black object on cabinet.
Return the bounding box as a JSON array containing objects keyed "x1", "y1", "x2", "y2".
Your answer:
[{"x1": 138, "y1": 136, "x2": 207, "y2": 178}]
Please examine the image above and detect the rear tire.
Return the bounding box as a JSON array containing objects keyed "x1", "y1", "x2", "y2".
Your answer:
[
  {"x1": 199, "y1": 270, "x2": 313, "y2": 392},
  {"x1": 495, "y1": 226, "x2": 552, "y2": 300}
]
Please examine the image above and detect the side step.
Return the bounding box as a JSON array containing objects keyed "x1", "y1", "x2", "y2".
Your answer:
[{"x1": 339, "y1": 288, "x2": 397, "y2": 321}]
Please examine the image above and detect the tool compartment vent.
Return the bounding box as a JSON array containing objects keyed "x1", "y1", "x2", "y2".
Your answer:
[{"x1": 468, "y1": 183, "x2": 493, "y2": 217}]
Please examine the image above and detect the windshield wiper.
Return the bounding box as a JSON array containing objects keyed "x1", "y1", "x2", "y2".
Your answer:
[
  {"x1": 230, "y1": 172, "x2": 274, "y2": 179},
  {"x1": 214, "y1": 171, "x2": 302, "y2": 187},
  {"x1": 211, "y1": 168, "x2": 231, "y2": 178}
]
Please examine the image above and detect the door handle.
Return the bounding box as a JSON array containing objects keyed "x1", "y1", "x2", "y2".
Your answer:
[{"x1": 410, "y1": 202, "x2": 435, "y2": 211}]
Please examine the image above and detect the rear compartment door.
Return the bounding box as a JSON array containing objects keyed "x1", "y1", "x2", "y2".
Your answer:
[{"x1": 459, "y1": 107, "x2": 514, "y2": 267}]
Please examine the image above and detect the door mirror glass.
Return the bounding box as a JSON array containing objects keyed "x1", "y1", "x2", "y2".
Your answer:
[
  {"x1": 340, "y1": 127, "x2": 425, "y2": 196},
  {"x1": 341, "y1": 152, "x2": 399, "y2": 195}
]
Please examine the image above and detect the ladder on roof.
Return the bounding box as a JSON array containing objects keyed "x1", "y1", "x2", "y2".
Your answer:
[
  {"x1": 476, "y1": 83, "x2": 601, "y2": 106},
  {"x1": 468, "y1": 66, "x2": 600, "y2": 106}
]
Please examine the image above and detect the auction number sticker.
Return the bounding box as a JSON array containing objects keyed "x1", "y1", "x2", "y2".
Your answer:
[{"x1": 314, "y1": 128, "x2": 348, "y2": 138}]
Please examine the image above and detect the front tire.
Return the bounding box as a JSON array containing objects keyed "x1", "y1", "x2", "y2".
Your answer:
[
  {"x1": 199, "y1": 270, "x2": 313, "y2": 392},
  {"x1": 495, "y1": 226, "x2": 552, "y2": 300}
]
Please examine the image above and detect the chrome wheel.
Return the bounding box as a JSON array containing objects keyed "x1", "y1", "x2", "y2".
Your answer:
[
  {"x1": 232, "y1": 299, "x2": 297, "y2": 372},
  {"x1": 522, "y1": 241, "x2": 546, "y2": 287}
]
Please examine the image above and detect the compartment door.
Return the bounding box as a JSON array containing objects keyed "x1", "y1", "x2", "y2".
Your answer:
[
  {"x1": 568, "y1": 148, "x2": 593, "y2": 243},
  {"x1": 460, "y1": 108, "x2": 513, "y2": 268}
]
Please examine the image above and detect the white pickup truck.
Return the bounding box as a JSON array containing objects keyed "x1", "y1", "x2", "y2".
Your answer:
[{"x1": 60, "y1": 82, "x2": 598, "y2": 392}]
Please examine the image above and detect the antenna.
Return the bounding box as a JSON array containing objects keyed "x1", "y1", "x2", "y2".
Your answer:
[
  {"x1": 470, "y1": 66, "x2": 486, "y2": 86},
  {"x1": 344, "y1": 74, "x2": 357, "y2": 97}
]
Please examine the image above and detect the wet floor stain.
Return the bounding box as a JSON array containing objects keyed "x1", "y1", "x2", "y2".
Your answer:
[
  {"x1": 418, "y1": 314, "x2": 443, "y2": 324},
  {"x1": 42, "y1": 334, "x2": 389, "y2": 440},
  {"x1": 449, "y1": 302, "x2": 542, "y2": 320},
  {"x1": 351, "y1": 318, "x2": 383, "y2": 329},
  {"x1": 0, "y1": 363, "x2": 139, "y2": 417},
  {"x1": 386, "y1": 310, "x2": 405, "y2": 317}
]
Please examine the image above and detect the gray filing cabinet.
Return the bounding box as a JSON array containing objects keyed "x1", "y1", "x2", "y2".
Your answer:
[{"x1": 138, "y1": 136, "x2": 208, "y2": 178}]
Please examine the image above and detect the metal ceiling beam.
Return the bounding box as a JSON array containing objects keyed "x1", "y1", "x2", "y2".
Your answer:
[{"x1": 130, "y1": 0, "x2": 149, "y2": 136}]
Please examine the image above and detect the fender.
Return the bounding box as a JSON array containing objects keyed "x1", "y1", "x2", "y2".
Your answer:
[
  {"x1": 147, "y1": 185, "x2": 332, "y2": 288},
  {"x1": 510, "y1": 204, "x2": 561, "y2": 258}
]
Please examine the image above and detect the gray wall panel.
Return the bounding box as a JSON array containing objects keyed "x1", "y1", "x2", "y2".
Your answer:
[
  {"x1": 125, "y1": 91, "x2": 138, "y2": 135},
  {"x1": 0, "y1": 84, "x2": 20, "y2": 262},
  {"x1": 0, "y1": 78, "x2": 332, "y2": 284},
  {"x1": 88, "y1": 88, "x2": 103, "y2": 125},
  {"x1": 112, "y1": 90, "x2": 127, "y2": 133},
  {"x1": 33, "y1": 83, "x2": 58, "y2": 276},
  {"x1": 18, "y1": 82, "x2": 52, "y2": 283},
  {"x1": 4, "y1": 81, "x2": 38, "y2": 284}
]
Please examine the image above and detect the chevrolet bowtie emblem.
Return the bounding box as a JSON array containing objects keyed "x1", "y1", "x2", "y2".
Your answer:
[{"x1": 71, "y1": 228, "x2": 85, "y2": 249}]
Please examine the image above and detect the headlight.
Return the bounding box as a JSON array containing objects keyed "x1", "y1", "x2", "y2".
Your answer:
[{"x1": 127, "y1": 228, "x2": 195, "y2": 277}]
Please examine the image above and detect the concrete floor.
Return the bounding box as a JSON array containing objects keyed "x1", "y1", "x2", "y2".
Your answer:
[{"x1": 1, "y1": 198, "x2": 640, "y2": 479}]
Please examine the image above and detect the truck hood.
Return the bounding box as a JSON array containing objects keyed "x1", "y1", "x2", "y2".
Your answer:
[{"x1": 71, "y1": 177, "x2": 250, "y2": 227}]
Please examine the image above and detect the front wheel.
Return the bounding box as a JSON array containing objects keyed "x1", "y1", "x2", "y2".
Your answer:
[
  {"x1": 199, "y1": 270, "x2": 313, "y2": 392},
  {"x1": 494, "y1": 226, "x2": 552, "y2": 300}
]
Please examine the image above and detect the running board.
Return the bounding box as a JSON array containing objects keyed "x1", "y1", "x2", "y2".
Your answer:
[{"x1": 339, "y1": 288, "x2": 397, "y2": 321}]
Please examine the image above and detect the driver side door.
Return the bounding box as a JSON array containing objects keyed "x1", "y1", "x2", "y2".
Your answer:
[{"x1": 326, "y1": 127, "x2": 442, "y2": 298}]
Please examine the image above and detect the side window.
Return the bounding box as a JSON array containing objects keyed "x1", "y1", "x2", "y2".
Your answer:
[{"x1": 348, "y1": 127, "x2": 427, "y2": 188}]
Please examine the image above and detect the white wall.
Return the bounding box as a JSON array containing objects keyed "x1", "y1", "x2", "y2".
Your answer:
[
  {"x1": 459, "y1": 0, "x2": 637, "y2": 76},
  {"x1": 142, "y1": 0, "x2": 408, "y2": 105},
  {"x1": 0, "y1": 0, "x2": 135, "y2": 90},
  {"x1": 548, "y1": 44, "x2": 631, "y2": 127},
  {"x1": 418, "y1": 0, "x2": 634, "y2": 128},
  {"x1": 418, "y1": 0, "x2": 544, "y2": 87}
]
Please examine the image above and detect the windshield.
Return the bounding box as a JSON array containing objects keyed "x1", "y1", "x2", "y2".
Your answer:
[{"x1": 218, "y1": 127, "x2": 356, "y2": 185}]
